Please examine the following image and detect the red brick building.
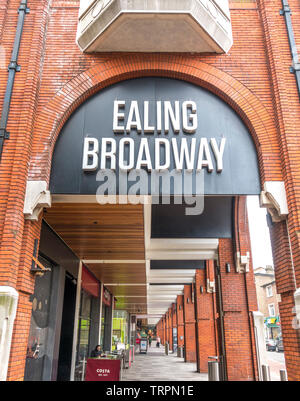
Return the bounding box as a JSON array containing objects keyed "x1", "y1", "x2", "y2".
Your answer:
[{"x1": 0, "y1": 0, "x2": 300, "y2": 381}]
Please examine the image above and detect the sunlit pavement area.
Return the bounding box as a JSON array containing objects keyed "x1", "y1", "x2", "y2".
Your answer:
[
  {"x1": 121, "y1": 346, "x2": 208, "y2": 381},
  {"x1": 121, "y1": 347, "x2": 286, "y2": 381},
  {"x1": 266, "y1": 351, "x2": 286, "y2": 381}
]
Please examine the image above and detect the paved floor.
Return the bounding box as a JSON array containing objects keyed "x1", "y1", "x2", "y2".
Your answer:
[
  {"x1": 266, "y1": 351, "x2": 286, "y2": 381},
  {"x1": 121, "y1": 346, "x2": 208, "y2": 381}
]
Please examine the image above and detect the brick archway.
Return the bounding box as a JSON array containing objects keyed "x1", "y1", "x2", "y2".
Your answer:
[{"x1": 28, "y1": 55, "x2": 281, "y2": 185}]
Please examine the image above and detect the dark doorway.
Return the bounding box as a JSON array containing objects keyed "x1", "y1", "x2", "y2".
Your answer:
[
  {"x1": 24, "y1": 256, "x2": 54, "y2": 381},
  {"x1": 57, "y1": 273, "x2": 77, "y2": 381}
]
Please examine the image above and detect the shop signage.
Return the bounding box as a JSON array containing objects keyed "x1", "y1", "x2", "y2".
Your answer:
[
  {"x1": 85, "y1": 359, "x2": 121, "y2": 381},
  {"x1": 82, "y1": 100, "x2": 226, "y2": 173},
  {"x1": 50, "y1": 78, "x2": 260, "y2": 196},
  {"x1": 81, "y1": 265, "x2": 100, "y2": 298}
]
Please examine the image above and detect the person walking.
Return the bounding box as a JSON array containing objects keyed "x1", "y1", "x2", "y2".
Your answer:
[
  {"x1": 149, "y1": 336, "x2": 152, "y2": 347},
  {"x1": 156, "y1": 336, "x2": 161, "y2": 348}
]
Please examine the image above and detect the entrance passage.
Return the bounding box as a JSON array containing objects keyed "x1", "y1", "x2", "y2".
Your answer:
[{"x1": 122, "y1": 346, "x2": 207, "y2": 381}]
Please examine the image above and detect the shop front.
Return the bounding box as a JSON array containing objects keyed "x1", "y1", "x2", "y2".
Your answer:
[
  {"x1": 23, "y1": 221, "x2": 114, "y2": 381},
  {"x1": 74, "y1": 266, "x2": 101, "y2": 381},
  {"x1": 265, "y1": 316, "x2": 281, "y2": 340},
  {"x1": 112, "y1": 310, "x2": 129, "y2": 351},
  {"x1": 100, "y1": 286, "x2": 113, "y2": 353},
  {"x1": 24, "y1": 221, "x2": 80, "y2": 381}
]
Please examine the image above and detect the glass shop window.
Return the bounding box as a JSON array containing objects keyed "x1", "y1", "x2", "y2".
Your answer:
[{"x1": 74, "y1": 290, "x2": 92, "y2": 381}]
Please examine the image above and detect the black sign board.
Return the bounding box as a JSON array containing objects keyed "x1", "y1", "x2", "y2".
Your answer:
[{"x1": 50, "y1": 78, "x2": 260, "y2": 196}]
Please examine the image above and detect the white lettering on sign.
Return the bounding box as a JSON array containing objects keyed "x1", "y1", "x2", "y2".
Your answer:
[
  {"x1": 82, "y1": 100, "x2": 226, "y2": 173},
  {"x1": 113, "y1": 100, "x2": 197, "y2": 134},
  {"x1": 96, "y1": 369, "x2": 110, "y2": 373},
  {"x1": 83, "y1": 137, "x2": 226, "y2": 173}
]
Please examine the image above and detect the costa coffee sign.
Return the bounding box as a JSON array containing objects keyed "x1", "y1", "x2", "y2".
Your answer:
[{"x1": 85, "y1": 359, "x2": 121, "y2": 381}]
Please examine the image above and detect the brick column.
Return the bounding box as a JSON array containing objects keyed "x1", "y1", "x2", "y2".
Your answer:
[
  {"x1": 163, "y1": 316, "x2": 166, "y2": 345},
  {"x1": 172, "y1": 303, "x2": 177, "y2": 352},
  {"x1": 165, "y1": 312, "x2": 169, "y2": 343},
  {"x1": 156, "y1": 319, "x2": 163, "y2": 345},
  {"x1": 168, "y1": 307, "x2": 173, "y2": 351},
  {"x1": 218, "y1": 238, "x2": 258, "y2": 381},
  {"x1": 176, "y1": 295, "x2": 184, "y2": 349},
  {"x1": 194, "y1": 264, "x2": 218, "y2": 373},
  {"x1": 0, "y1": 0, "x2": 52, "y2": 381},
  {"x1": 215, "y1": 197, "x2": 259, "y2": 381},
  {"x1": 269, "y1": 220, "x2": 300, "y2": 381},
  {"x1": 183, "y1": 284, "x2": 196, "y2": 363}
]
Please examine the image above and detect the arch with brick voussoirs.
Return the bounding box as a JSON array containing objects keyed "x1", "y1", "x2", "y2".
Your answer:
[
  {"x1": 28, "y1": 55, "x2": 281, "y2": 186},
  {"x1": 24, "y1": 56, "x2": 285, "y2": 383}
]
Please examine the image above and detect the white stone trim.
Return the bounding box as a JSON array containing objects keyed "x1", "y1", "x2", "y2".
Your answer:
[
  {"x1": 0, "y1": 286, "x2": 19, "y2": 381},
  {"x1": 260, "y1": 181, "x2": 289, "y2": 223},
  {"x1": 23, "y1": 181, "x2": 51, "y2": 221},
  {"x1": 235, "y1": 251, "x2": 250, "y2": 273},
  {"x1": 252, "y1": 311, "x2": 268, "y2": 381},
  {"x1": 294, "y1": 288, "x2": 300, "y2": 329}
]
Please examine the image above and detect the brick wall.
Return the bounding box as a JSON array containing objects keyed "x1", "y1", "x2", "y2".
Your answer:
[
  {"x1": 176, "y1": 295, "x2": 184, "y2": 348},
  {"x1": 195, "y1": 267, "x2": 218, "y2": 373},
  {"x1": 183, "y1": 284, "x2": 197, "y2": 363}
]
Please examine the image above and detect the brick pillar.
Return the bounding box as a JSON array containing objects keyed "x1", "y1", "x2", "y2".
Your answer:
[
  {"x1": 194, "y1": 264, "x2": 218, "y2": 373},
  {"x1": 183, "y1": 284, "x2": 196, "y2": 363},
  {"x1": 165, "y1": 312, "x2": 169, "y2": 343},
  {"x1": 168, "y1": 307, "x2": 173, "y2": 351},
  {"x1": 217, "y1": 197, "x2": 259, "y2": 381},
  {"x1": 0, "y1": 0, "x2": 52, "y2": 381},
  {"x1": 269, "y1": 220, "x2": 300, "y2": 381},
  {"x1": 156, "y1": 319, "x2": 163, "y2": 345},
  {"x1": 161, "y1": 318, "x2": 165, "y2": 346},
  {"x1": 177, "y1": 295, "x2": 184, "y2": 348},
  {"x1": 218, "y1": 239, "x2": 257, "y2": 380},
  {"x1": 172, "y1": 303, "x2": 177, "y2": 352},
  {"x1": 6, "y1": 218, "x2": 43, "y2": 381}
]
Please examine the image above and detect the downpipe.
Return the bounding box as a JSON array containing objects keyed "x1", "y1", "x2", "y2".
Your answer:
[
  {"x1": 280, "y1": 0, "x2": 300, "y2": 99},
  {"x1": 0, "y1": 0, "x2": 29, "y2": 162}
]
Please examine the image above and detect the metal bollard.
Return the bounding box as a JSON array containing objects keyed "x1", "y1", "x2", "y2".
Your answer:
[
  {"x1": 165, "y1": 342, "x2": 169, "y2": 355},
  {"x1": 262, "y1": 365, "x2": 271, "y2": 381},
  {"x1": 280, "y1": 370, "x2": 288, "y2": 381},
  {"x1": 208, "y1": 361, "x2": 220, "y2": 381}
]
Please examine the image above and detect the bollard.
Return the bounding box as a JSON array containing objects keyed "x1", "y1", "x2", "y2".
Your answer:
[
  {"x1": 280, "y1": 370, "x2": 287, "y2": 381},
  {"x1": 177, "y1": 346, "x2": 184, "y2": 358},
  {"x1": 208, "y1": 361, "x2": 220, "y2": 381},
  {"x1": 165, "y1": 342, "x2": 169, "y2": 355},
  {"x1": 262, "y1": 365, "x2": 270, "y2": 381}
]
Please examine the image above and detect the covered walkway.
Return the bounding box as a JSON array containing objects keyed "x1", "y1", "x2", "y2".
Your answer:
[{"x1": 122, "y1": 346, "x2": 208, "y2": 381}]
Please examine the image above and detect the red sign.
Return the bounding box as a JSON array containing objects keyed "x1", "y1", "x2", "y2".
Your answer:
[
  {"x1": 81, "y1": 266, "x2": 100, "y2": 298},
  {"x1": 129, "y1": 348, "x2": 132, "y2": 368},
  {"x1": 85, "y1": 359, "x2": 121, "y2": 381}
]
